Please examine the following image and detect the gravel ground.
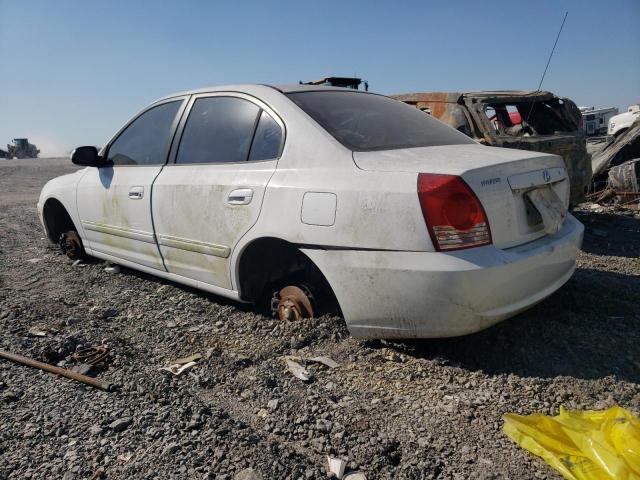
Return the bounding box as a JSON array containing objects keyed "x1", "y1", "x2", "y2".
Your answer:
[{"x1": 1, "y1": 158, "x2": 639, "y2": 480}]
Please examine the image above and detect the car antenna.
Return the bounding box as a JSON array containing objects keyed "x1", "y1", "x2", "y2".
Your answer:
[{"x1": 525, "y1": 11, "x2": 568, "y2": 125}]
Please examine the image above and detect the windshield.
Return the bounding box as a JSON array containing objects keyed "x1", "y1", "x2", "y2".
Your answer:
[{"x1": 287, "y1": 91, "x2": 475, "y2": 151}]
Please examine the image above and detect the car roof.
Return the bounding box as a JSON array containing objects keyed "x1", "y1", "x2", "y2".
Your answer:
[
  {"x1": 272, "y1": 84, "x2": 364, "y2": 93},
  {"x1": 463, "y1": 90, "x2": 556, "y2": 100},
  {"x1": 156, "y1": 83, "x2": 368, "y2": 102}
]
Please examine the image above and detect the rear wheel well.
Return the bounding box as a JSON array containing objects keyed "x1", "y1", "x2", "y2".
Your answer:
[
  {"x1": 43, "y1": 198, "x2": 77, "y2": 243},
  {"x1": 237, "y1": 237, "x2": 340, "y2": 316}
]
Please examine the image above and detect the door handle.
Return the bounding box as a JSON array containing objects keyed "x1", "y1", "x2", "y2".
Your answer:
[
  {"x1": 227, "y1": 188, "x2": 254, "y2": 205},
  {"x1": 129, "y1": 186, "x2": 144, "y2": 199}
]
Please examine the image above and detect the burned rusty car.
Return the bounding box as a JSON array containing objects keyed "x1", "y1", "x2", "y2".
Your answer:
[{"x1": 393, "y1": 91, "x2": 592, "y2": 204}]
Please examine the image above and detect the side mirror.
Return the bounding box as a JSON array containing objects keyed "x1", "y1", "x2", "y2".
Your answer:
[{"x1": 71, "y1": 146, "x2": 104, "y2": 167}]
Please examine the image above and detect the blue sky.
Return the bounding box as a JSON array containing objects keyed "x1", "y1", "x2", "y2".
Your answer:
[{"x1": 1, "y1": 0, "x2": 638, "y2": 156}]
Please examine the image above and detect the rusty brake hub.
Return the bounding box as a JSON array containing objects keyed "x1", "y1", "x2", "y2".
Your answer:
[
  {"x1": 59, "y1": 230, "x2": 83, "y2": 260},
  {"x1": 272, "y1": 285, "x2": 314, "y2": 321}
]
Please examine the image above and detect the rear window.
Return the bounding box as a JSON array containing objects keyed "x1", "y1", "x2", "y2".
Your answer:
[
  {"x1": 287, "y1": 91, "x2": 474, "y2": 151},
  {"x1": 482, "y1": 99, "x2": 579, "y2": 136}
]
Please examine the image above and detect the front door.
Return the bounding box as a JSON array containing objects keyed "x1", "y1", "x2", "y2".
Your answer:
[
  {"x1": 152, "y1": 93, "x2": 284, "y2": 289},
  {"x1": 77, "y1": 98, "x2": 186, "y2": 270}
]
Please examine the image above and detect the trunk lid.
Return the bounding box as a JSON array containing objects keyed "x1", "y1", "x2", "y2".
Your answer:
[
  {"x1": 353, "y1": 144, "x2": 570, "y2": 249},
  {"x1": 492, "y1": 134, "x2": 590, "y2": 203}
]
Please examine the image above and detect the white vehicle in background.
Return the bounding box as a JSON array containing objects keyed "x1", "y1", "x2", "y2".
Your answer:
[
  {"x1": 37, "y1": 85, "x2": 583, "y2": 339},
  {"x1": 608, "y1": 105, "x2": 640, "y2": 137},
  {"x1": 579, "y1": 106, "x2": 618, "y2": 136}
]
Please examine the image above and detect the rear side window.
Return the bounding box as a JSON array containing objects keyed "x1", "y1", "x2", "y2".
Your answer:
[
  {"x1": 176, "y1": 97, "x2": 260, "y2": 164},
  {"x1": 249, "y1": 110, "x2": 283, "y2": 161},
  {"x1": 287, "y1": 91, "x2": 475, "y2": 151},
  {"x1": 108, "y1": 101, "x2": 182, "y2": 166}
]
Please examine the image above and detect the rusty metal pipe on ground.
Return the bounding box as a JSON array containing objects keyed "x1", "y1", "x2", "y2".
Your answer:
[{"x1": 0, "y1": 349, "x2": 114, "y2": 392}]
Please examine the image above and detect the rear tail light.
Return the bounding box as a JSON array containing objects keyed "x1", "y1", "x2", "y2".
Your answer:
[{"x1": 417, "y1": 173, "x2": 492, "y2": 251}]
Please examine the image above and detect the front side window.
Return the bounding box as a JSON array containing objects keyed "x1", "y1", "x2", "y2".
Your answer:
[
  {"x1": 108, "y1": 101, "x2": 182, "y2": 166},
  {"x1": 176, "y1": 97, "x2": 261, "y2": 164},
  {"x1": 287, "y1": 91, "x2": 474, "y2": 152}
]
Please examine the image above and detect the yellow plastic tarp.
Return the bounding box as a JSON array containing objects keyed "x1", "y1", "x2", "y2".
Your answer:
[{"x1": 504, "y1": 406, "x2": 640, "y2": 480}]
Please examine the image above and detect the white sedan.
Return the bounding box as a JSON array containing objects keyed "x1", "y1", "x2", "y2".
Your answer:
[{"x1": 38, "y1": 85, "x2": 583, "y2": 338}]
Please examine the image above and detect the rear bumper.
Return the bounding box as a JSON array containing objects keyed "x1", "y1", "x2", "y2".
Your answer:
[{"x1": 302, "y1": 214, "x2": 583, "y2": 338}]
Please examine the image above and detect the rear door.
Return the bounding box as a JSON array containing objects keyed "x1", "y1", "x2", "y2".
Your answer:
[
  {"x1": 77, "y1": 98, "x2": 186, "y2": 269},
  {"x1": 152, "y1": 93, "x2": 284, "y2": 289}
]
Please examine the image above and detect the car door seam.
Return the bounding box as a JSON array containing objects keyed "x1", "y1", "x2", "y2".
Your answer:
[{"x1": 149, "y1": 96, "x2": 192, "y2": 272}]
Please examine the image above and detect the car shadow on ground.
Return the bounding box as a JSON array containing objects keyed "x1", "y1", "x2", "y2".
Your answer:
[
  {"x1": 110, "y1": 252, "x2": 640, "y2": 383},
  {"x1": 112, "y1": 263, "x2": 258, "y2": 314},
  {"x1": 380, "y1": 267, "x2": 640, "y2": 383},
  {"x1": 574, "y1": 210, "x2": 640, "y2": 259}
]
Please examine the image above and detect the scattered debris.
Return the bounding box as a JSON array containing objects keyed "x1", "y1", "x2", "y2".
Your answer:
[
  {"x1": 308, "y1": 356, "x2": 340, "y2": 369},
  {"x1": 283, "y1": 354, "x2": 339, "y2": 381},
  {"x1": 27, "y1": 326, "x2": 47, "y2": 337},
  {"x1": 173, "y1": 352, "x2": 202, "y2": 364},
  {"x1": 344, "y1": 473, "x2": 367, "y2": 480},
  {"x1": 284, "y1": 356, "x2": 311, "y2": 381},
  {"x1": 160, "y1": 352, "x2": 202, "y2": 376},
  {"x1": 0, "y1": 349, "x2": 114, "y2": 391},
  {"x1": 160, "y1": 361, "x2": 197, "y2": 376},
  {"x1": 504, "y1": 406, "x2": 640, "y2": 479},
  {"x1": 608, "y1": 158, "x2": 640, "y2": 203},
  {"x1": 71, "y1": 259, "x2": 85, "y2": 267},
  {"x1": 104, "y1": 265, "x2": 120, "y2": 274},
  {"x1": 71, "y1": 346, "x2": 110, "y2": 367},
  {"x1": 591, "y1": 119, "x2": 640, "y2": 188},
  {"x1": 327, "y1": 456, "x2": 347, "y2": 479}
]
